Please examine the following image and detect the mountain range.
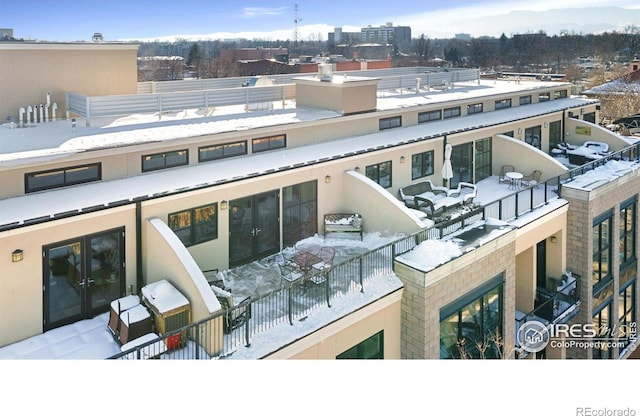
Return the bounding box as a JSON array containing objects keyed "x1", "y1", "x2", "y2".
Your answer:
[
  {"x1": 120, "y1": 7, "x2": 640, "y2": 42},
  {"x1": 425, "y1": 7, "x2": 640, "y2": 38}
]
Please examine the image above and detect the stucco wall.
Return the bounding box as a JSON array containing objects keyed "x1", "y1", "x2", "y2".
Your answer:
[
  {"x1": 0, "y1": 205, "x2": 137, "y2": 347},
  {"x1": 265, "y1": 288, "x2": 402, "y2": 359},
  {"x1": 0, "y1": 43, "x2": 138, "y2": 122}
]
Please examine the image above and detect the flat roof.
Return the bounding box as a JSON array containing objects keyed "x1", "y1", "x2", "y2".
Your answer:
[
  {"x1": 0, "y1": 95, "x2": 594, "y2": 230},
  {"x1": 0, "y1": 41, "x2": 139, "y2": 50},
  {"x1": 0, "y1": 79, "x2": 575, "y2": 167}
]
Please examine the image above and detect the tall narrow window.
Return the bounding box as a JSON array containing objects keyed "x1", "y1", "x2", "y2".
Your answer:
[
  {"x1": 592, "y1": 302, "x2": 612, "y2": 359},
  {"x1": 619, "y1": 282, "x2": 636, "y2": 352},
  {"x1": 474, "y1": 138, "x2": 492, "y2": 182},
  {"x1": 282, "y1": 180, "x2": 318, "y2": 248},
  {"x1": 548, "y1": 120, "x2": 562, "y2": 150},
  {"x1": 593, "y1": 212, "x2": 613, "y2": 294},
  {"x1": 620, "y1": 199, "x2": 637, "y2": 266}
]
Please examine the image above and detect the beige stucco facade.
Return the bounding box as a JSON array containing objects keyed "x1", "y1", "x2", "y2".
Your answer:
[
  {"x1": 0, "y1": 42, "x2": 138, "y2": 122},
  {"x1": 3, "y1": 52, "x2": 639, "y2": 360},
  {"x1": 265, "y1": 289, "x2": 402, "y2": 359}
]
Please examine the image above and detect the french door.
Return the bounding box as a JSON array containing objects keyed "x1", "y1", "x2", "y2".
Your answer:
[
  {"x1": 229, "y1": 190, "x2": 280, "y2": 267},
  {"x1": 43, "y1": 228, "x2": 125, "y2": 331}
]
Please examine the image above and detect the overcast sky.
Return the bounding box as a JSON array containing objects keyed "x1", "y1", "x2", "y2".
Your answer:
[{"x1": 2, "y1": 0, "x2": 640, "y2": 42}]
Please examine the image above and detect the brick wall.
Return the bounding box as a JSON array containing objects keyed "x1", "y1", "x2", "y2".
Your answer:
[{"x1": 396, "y1": 233, "x2": 517, "y2": 359}]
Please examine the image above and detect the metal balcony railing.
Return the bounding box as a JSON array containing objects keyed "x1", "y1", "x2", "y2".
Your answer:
[{"x1": 110, "y1": 143, "x2": 640, "y2": 359}]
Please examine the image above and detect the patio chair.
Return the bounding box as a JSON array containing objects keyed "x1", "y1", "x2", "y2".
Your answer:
[
  {"x1": 210, "y1": 284, "x2": 251, "y2": 334},
  {"x1": 447, "y1": 182, "x2": 477, "y2": 205},
  {"x1": 310, "y1": 246, "x2": 335, "y2": 284},
  {"x1": 522, "y1": 170, "x2": 542, "y2": 188},
  {"x1": 278, "y1": 261, "x2": 304, "y2": 286},
  {"x1": 499, "y1": 165, "x2": 515, "y2": 184}
]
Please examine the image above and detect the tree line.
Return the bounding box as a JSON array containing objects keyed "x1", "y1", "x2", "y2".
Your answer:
[{"x1": 136, "y1": 26, "x2": 640, "y2": 81}]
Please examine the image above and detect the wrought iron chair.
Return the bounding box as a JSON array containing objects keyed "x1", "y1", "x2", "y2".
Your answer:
[
  {"x1": 522, "y1": 170, "x2": 542, "y2": 188},
  {"x1": 499, "y1": 165, "x2": 515, "y2": 184},
  {"x1": 278, "y1": 261, "x2": 304, "y2": 286},
  {"x1": 310, "y1": 246, "x2": 335, "y2": 284}
]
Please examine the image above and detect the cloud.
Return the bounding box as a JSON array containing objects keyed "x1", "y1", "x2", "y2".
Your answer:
[{"x1": 242, "y1": 7, "x2": 287, "y2": 18}]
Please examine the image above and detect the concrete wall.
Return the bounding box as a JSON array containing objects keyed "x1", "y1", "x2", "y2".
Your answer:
[
  {"x1": 566, "y1": 117, "x2": 632, "y2": 151},
  {"x1": 492, "y1": 134, "x2": 568, "y2": 182},
  {"x1": 0, "y1": 43, "x2": 138, "y2": 122}
]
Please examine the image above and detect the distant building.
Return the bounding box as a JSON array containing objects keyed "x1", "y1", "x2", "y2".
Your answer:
[
  {"x1": 455, "y1": 33, "x2": 472, "y2": 41},
  {"x1": 220, "y1": 47, "x2": 289, "y2": 63},
  {"x1": 329, "y1": 22, "x2": 411, "y2": 48}
]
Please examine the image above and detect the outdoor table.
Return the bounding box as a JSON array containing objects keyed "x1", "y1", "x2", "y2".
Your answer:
[
  {"x1": 506, "y1": 171, "x2": 523, "y2": 190},
  {"x1": 293, "y1": 250, "x2": 321, "y2": 276}
]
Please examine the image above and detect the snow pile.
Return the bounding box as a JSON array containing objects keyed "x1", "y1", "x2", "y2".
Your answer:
[{"x1": 399, "y1": 239, "x2": 462, "y2": 272}]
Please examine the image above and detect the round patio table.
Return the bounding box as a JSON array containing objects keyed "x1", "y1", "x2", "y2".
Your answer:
[{"x1": 506, "y1": 171, "x2": 523, "y2": 190}]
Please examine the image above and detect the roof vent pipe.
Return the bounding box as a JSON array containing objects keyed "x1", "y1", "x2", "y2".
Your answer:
[
  {"x1": 26, "y1": 105, "x2": 33, "y2": 124},
  {"x1": 52, "y1": 103, "x2": 58, "y2": 122},
  {"x1": 38, "y1": 104, "x2": 44, "y2": 124},
  {"x1": 19, "y1": 107, "x2": 25, "y2": 128}
]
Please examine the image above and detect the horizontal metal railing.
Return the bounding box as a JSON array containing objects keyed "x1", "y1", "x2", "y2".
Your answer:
[{"x1": 67, "y1": 85, "x2": 290, "y2": 126}]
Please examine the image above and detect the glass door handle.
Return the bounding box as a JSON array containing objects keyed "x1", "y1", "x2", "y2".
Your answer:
[{"x1": 78, "y1": 278, "x2": 95, "y2": 287}]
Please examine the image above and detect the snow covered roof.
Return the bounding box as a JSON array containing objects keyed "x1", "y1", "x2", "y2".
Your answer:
[
  {"x1": 583, "y1": 75, "x2": 640, "y2": 96},
  {"x1": 0, "y1": 78, "x2": 575, "y2": 163},
  {"x1": 562, "y1": 159, "x2": 640, "y2": 190},
  {"x1": 0, "y1": 94, "x2": 594, "y2": 230}
]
